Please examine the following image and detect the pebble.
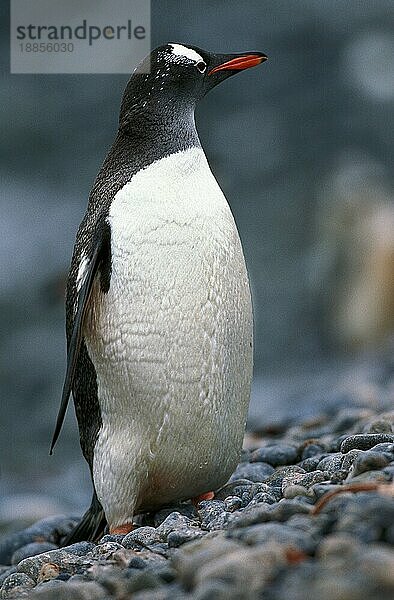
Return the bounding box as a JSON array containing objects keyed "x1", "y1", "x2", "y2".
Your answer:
[
  {"x1": 229, "y1": 461, "x2": 275, "y2": 482},
  {"x1": 298, "y1": 456, "x2": 321, "y2": 471},
  {"x1": 60, "y1": 542, "x2": 95, "y2": 556},
  {"x1": 229, "y1": 521, "x2": 317, "y2": 554},
  {"x1": 340, "y1": 433, "x2": 394, "y2": 453},
  {"x1": 317, "y1": 453, "x2": 343, "y2": 473},
  {"x1": 167, "y1": 529, "x2": 205, "y2": 548},
  {"x1": 197, "y1": 501, "x2": 230, "y2": 531},
  {"x1": 0, "y1": 570, "x2": 16, "y2": 589},
  {"x1": 283, "y1": 485, "x2": 311, "y2": 499},
  {"x1": 266, "y1": 465, "x2": 306, "y2": 487},
  {"x1": 341, "y1": 448, "x2": 364, "y2": 471},
  {"x1": 350, "y1": 450, "x2": 391, "y2": 477},
  {"x1": 29, "y1": 580, "x2": 107, "y2": 599},
  {"x1": 0, "y1": 572, "x2": 35, "y2": 598},
  {"x1": 17, "y1": 549, "x2": 91, "y2": 582},
  {"x1": 0, "y1": 516, "x2": 78, "y2": 565},
  {"x1": 156, "y1": 512, "x2": 198, "y2": 540},
  {"x1": 123, "y1": 526, "x2": 161, "y2": 549},
  {"x1": 371, "y1": 442, "x2": 394, "y2": 454},
  {"x1": 11, "y1": 543, "x2": 58, "y2": 566},
  {"x1": 88, "y1": 542, "x2": 123, "y2": 560},
  {"x1": 301, "y1": 444, "x2": 325, "y2": 459},
  {"x1": 251, "y1": 444, "x2": 298, "y2": 466},
  {"x1": 364, "y1": 419, "x2": 393, "y2": 434},
  {"x1": 223, "y1": 496, "x2": 242, "y2": 512},
  {"x1": 1, "y1": 394, "x2": 393, "y2": 599}
]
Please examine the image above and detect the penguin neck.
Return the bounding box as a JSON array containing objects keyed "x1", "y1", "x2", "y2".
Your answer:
[
  {"x1": 114, "y1": 99, "x2": 200, "y2": 167},
  {"x1": 92, "y1": 99, "x2": 202, "y2": 203}
]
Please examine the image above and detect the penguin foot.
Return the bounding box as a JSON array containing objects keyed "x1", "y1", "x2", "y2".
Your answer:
[
  {"x1": 192, "y1": 491, "x2": 215, "y2": 508},
  {"x1": 110, "y1": 523, "x2": 135, "y2": 535}
]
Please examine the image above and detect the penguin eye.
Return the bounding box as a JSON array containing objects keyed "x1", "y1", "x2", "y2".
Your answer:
[{"x1": 196, "y1": 61, "x2": 207, "y2": 73}]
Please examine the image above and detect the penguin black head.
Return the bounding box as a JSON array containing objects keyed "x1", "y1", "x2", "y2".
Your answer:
[{"x1": 119, "y1": 43, "x2": 267, "y2": 128}]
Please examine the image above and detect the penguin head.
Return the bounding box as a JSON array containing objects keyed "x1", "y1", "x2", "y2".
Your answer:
[{"x1": 120, "y1": 43, "x2": 267, "y2": 123}]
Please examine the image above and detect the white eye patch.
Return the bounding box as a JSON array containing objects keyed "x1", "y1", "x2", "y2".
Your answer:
[{"x1": 168, "y1": 43, "x2": 204, "y2": 64}]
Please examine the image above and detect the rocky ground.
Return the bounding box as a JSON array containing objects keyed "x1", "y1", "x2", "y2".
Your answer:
[{"x1": 1, "y1": 404, "x2": 394, "y2": 599}]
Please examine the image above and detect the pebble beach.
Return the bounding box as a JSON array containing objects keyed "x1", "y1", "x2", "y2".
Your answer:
[{"x1": 1, "y1": 379, "x2": 393, "y2": 599}]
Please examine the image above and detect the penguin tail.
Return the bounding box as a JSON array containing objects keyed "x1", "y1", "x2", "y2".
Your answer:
[{"x1": 61, "y1": 492, "x2": 107, "y2": 545}]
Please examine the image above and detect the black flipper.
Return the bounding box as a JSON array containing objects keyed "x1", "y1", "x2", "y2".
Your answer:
[
  {"x1": 50, "y1": 241, "x2": 101, "y2": 455},
  {"x1": 61, "y1": 491, "x2": 107, "y2": 545}
]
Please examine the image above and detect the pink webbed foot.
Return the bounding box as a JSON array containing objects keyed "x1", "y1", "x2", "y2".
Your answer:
[
  {"x1": 192, "y1": 491, "x2": 215, "y2": 508},
  {"x1": 109, "y1": 523, "x2": 135, "y2": 535}
]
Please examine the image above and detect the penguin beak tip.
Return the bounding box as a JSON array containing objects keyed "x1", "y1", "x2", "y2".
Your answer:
[{"x1": 208, "y1": 53, "x2": 268, "y2": 76}]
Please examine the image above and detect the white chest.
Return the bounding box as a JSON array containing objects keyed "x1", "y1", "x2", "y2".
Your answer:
[{"x1": 85, "y1": 147, "x2": 253, "y2": 523}]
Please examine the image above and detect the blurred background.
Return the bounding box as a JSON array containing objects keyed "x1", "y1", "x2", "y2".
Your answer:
[{"x1": 1, "y1": 0, "x2": 393, "y2": 532}]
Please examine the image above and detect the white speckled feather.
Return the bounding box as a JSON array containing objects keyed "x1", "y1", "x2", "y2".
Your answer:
[{"x1": 84, "y1": 147, "x2": 253, "y2": 527}]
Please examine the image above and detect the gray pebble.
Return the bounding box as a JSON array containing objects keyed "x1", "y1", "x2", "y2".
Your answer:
[
  {"x1": 297, "y1": 470, "x2": 331, "y2": 488},
  {"x1": 348, "y1": 469, "x2": 391, "y2": 484},
  {"x1": 153, "y1": 504, "x2": 196, "y2": 527},
  {"x1": 122, "y1": 570, "x2": 164, "y2": 594},
  {"x1": 167, "y1": 528, "x2": 205, "y2": 548},
  {"x1": 229, "y1": 498, "x2": 310, "y2": 530},
  {"x1": 317, "y1": 453, "x2": 344, "y2": 473},
  {"x1": 249, "y1": 492, "x2": 277, "y2": 505},
  {"x1": 215, "y1": 480, "x2": 249, "y2": 498},
  {"x1": 156, "y1": 512, "x2": 198, "y2": 540},
  {"x1": 363, "y1": 420, "x2": 393, "y2": 434},
  {"x1": 0, "y1": 568, "x2": 17, "y2": 588},
  {"x1": 383, "y1": 465, "x2": 394, "y2": 480},
  {"x1": 251, "y1": 444, "x2": 298, "y2": 467},
  {"x1": 268, "y1": 500, "x2": 312, "y2": 521},
  {"x1": 223, "y1": 496, "x2": 242, "y2": 512},
  {"x1": 194, "y1": 544, "x2": 285, "y2": 598},
  {"x1": 317, "y1": 533, "x2": 360, "y2": 559},
  {"x1": 1, "y1": 572, "x2": 35, "y2": 598},
  {"x1": 311, "y1": 483, "x2": 341, "y2": 499},
  {"x1": 228, "y1": 521, "x2": 316, "y2": 553},
  {"x1": 144, "y1": 542, "x2": 170, "y2": 557},
  {"x1": 229, "y1": 462, "x2": 274, "y2": 483},
  {"x1": 350, "y1": 450, "x2": 391, "y2": 477},
  {"x1": 88, "y1": 541, "x2": 123, "y2": 560},
  {"x1": 126, "y1": 550, "x2": 167, "y2": 571},
  {"x1": 371, "y1": 442, "x2": 394, "y2": 454},
  {"x1": 265, "y1": 466, "x2": 305, "y2": 488},
  {"x1": 331, "y1": 408, "x2": 370, "y2": 432},
  {"x1": 0, "y1": 516, "x2": 78, "y2": 566},
  {"x1": 11, "y1": 542, "x2": 58, "y2": 566},
  {"x1": 31, "y1": 579, "x2": 67, "y2": 594},
  {"x1": 301, "y1": 444, "x2": 325, "y2": 460},
  {"x1": 172, "y1": 534, "x2": 242, "y2": 590},
  {"x1": 298, "y1": 456, "x2": 321, "y2": 472},
  {"x1": 341, "y1": 449, "x2": 363, "y2": 471},
  {"x1": 17, "y1": 549, "x2": 90, "y2": 582},
  {"x1": 60, "y1": 542, "x2": 95, "y2": 556},
  {"x1": 198, "y1": 501, "x2": 230, "y2": 531},
  {"x1": 340, "y1": 434, "x2": 394, "y2": 453},
  {"x1": 330, "y1": 470, "x2": 349, "y2": 483},
  {"x1": 283, "y1": 485, "x2": 311, "y2": 499},
  {"x1": 123, "y1": 526, "x2": 161, "y2": 549},
  {"x1": 99, "y1": 534, "x2": 124, "y2": 544},
  {"x1": 29, "y1": 580, "x2": 107, "y2": 599},
  {"x1": 66, "y1": 574, "x2": 91, "y2": 584}
]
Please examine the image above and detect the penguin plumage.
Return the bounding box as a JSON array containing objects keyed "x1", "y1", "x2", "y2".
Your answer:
[{"x1": 51, "y1": 43, "x2": 267, "y2": 542}]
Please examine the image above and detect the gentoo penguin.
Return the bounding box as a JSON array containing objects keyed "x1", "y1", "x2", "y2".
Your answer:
[{"x1": 51, "y1": 43, "x2": 267, "y2": 542}]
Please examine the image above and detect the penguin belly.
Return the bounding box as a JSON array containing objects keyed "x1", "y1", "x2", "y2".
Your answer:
[{"x1": 85, "y1": 148, "x2": 253, "y2": 528}]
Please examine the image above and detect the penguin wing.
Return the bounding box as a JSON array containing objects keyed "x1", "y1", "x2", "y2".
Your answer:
[{"x1": 50, "y1": 225, "x2": 109, "y2": 454}]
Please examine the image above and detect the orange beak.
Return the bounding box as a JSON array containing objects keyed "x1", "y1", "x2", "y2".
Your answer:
[{"x1": 209, "y1": 54, "x2": 267, "y2": 75}]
